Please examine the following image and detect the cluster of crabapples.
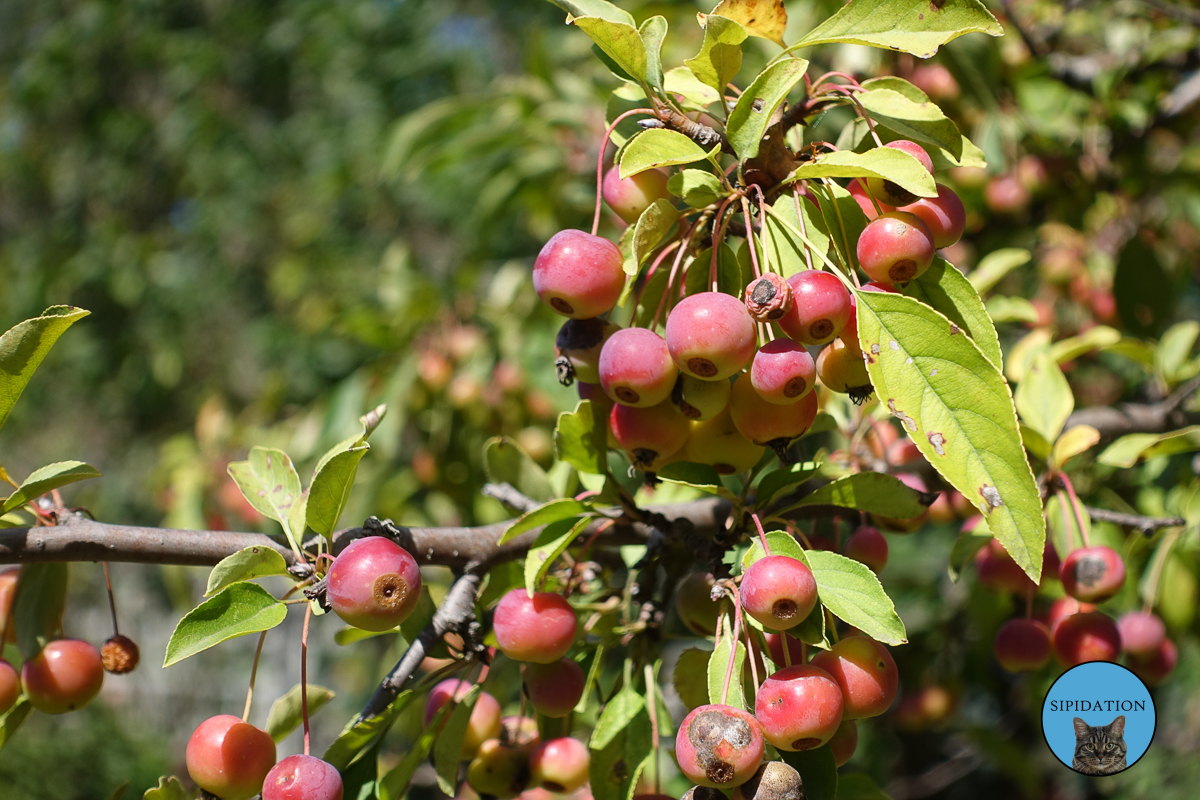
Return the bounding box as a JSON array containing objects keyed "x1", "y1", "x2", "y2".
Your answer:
[
  {"x1": 973, "y1": 532, "x2": 1177, "y2": 683},
  {"x1": 0, "y1": 567, "x2": 140, "y2": 720},
  {"x1": 542, "y1": 139, "x2": 965, "y2": 472}
]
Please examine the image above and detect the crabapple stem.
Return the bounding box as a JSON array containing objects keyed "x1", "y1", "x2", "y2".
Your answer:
[
  {"x1": 741, "y1": 198, "x2": 763, "y2": 287},
  {"x1": 751, "y1": 513, "x2": 771, "y2": 555},
  {"x1": 816, "y1": 179, "x2": 860, "y2": 277},
  {"x1": 1059, "y1": 474, "x2": 1092, "y2": 547},
  {"x1": 793, "y1": 188, "x2": 816, "y2": 271},
  {"x1": 1056, "y1": 489, "x2": 1077, "y2": 551},
  {"x1": 721, "y1": 600, "x2": 744, "y2": 706},
  {"x1": 1142, "y1": 529, "x2": 1180, "y2": 613},
  {"x1": 644, "y1": 663, "x2": 661, "y2": 794},
  {"x1": 302, "y1": 602, "x2": 312, "y2": 756},
  {"x1": 742, "y1": 618, "x2": 760, "y2": 700},
  {"x1": 825, "y1": 608, "x2": 839, "y2": 643},
  {"x1": 102, "y1": 561, "x2": 120, "y2": 636},
  {"x1": 593, "y1": 109, "x2": 656, "y2": 236},
  {"x1": 244, "y1": 630, "x2": 268, "y2": 722},
  {"x1": 811, "y1": 71, "x2": 862, "y2": 91},
  {"x1": 760, "y1": 202, "x2": 840, "y2": 274},
  {"x1": 781, "y1": 632, "x2": 793, "y2": 668}
]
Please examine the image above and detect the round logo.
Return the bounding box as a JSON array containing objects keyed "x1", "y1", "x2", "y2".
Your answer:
[{"x1": 1041, "y1": 661, "x2": 1156, "y2": 775}]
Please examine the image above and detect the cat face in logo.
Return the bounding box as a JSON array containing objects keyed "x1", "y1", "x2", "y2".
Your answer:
[{"x1": 1072, "y1": 715, "x2": 1127, "y2": 775}]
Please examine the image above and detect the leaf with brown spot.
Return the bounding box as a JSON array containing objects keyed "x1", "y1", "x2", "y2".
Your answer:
[
  {"x1": 703, "y1": 0, "x2": 788, "y2": 47},
  {"x1": 787, "y1": 0, "x2": 1001, "y2": 59}
]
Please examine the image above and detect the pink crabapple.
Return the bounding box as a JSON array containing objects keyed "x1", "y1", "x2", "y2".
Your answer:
[
  {"x1": 424, "y1": 679, "x2": 503, "y2": 756},
  {"x1": 754, "y1": 664, "x2": 844, "y2": 751},
  {"x1": 1059, "y1": 546, "x2": 1126, "y2": 603},
  {"x1": 665, "y1": 292, "x2": 758, "y2": 381},
  {"x1": 598, "y1": 327, "x2": 678, "y2": 408},
  {"x1": 1128, "y1": 637, "x2": 1178, "y2": 685},
  {"x1": 493, "y1": 589, "x2": 578, "y2": 664},
  {"x1": 750, "y1": 339, "x2": 816, "y2": 404},
  {"x1": 610, "y1": 399, "x2": 691, "y2": 472},
  {"x1": 262, "y1": 755, "x2": 344, "y2": 800},
  {"x1": 0, "y1": 660, "x2": 18, "y2": 715},
  {"x1": 327, "y1": 536, "x2": 422, "y2": 632},
  {"x1": 778, "y1": 271, "x2": 854, "y2": 346},
  {"x1": 186, "y1": 715, "x2": 278, "y2": 800},
  {"x1": 848, "y1": 178, "x2": 894, "y2": 219},
  {"x1": 1117, "y1": 611, "x2": 1166, "y2": 658},
  {"x1": 528, "y1": 737, "x2": 590, "y2": 793},
  {"x1": 523, "y1": 658, "x2": 585, "y2": 718},
  {"x1": 829, "y1": 720, "x2": 858, "y2": 767},
  {"x1": 993, "y1": 619, "x2": 1052, "y2": 673},
  {"x1": 1052, "y1": 612, "x2": 1122, "y2": 667},
  {"x1": 21, "y1": 638, "x2": 105, "y2": 715},
  {"x1": 899, "y1": 184, "x2": 966, "y2": 249},
  {"x1": 739, "y1": 555, "x2": 819, "y2": 631},
  {"x1": 603, "y1": 167, "x2": 670, "y2": 224},
  {"x1": 856, "y1": 212, "x2": 936, "y2": 285},
  {"x1": 1048, "y1": 597, "x2": 1096, "y2": 635},
  {"x1": 764, "y1": 632, "x2": 805, "y2": 667},
  {"x1": 675, "y1": 703, "x2": 766, "y2": 788},
  {"x1": 729, "y1": 373, "x2": 819, "y2": 450},
  {"x1": 864, "y1": 141, "x2": 934, "y2": 207},
  {"x1": 843, "y1": 527, "x2": 888, "y2": 572},
  {"x1": 533, "y1": 230, "x2": 625, "y2": 319},
  {"x1": 809, "y1": 636, "x2": 898, "y2": 720}
]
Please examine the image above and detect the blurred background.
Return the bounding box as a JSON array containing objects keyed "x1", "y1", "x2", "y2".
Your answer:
[{"x1": 1, "y1": 0, "x2": 1199, "y2": 798}]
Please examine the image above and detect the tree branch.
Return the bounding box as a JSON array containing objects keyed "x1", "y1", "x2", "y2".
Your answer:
[
  {"x1": 1085, "y1": 506, "x2": 1187, "y2": 536},
  {"x1": 1064, "y1": 375, "x2": 1200, "y2": 441}
]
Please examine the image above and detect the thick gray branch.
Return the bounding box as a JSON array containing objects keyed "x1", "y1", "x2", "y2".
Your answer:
[{"x1": 1064, "y1": 375, "x2": 1200, "y2": 441}]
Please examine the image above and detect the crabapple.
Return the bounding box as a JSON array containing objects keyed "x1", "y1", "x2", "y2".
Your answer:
[
  {"x1": 0, "y1": 568, "x2": 17, "y2": 643},
  {"x1": 899, "y1": 184, "x2": 966, "y2": 248},
  {"x1": 684, "y1": 407, "x2": 766, "y2": 474},
  {"x1": 675, "y1": 703, "x2": 766, "y2": 787},
  {"x1": 729, "y1": 372, "x2": 819, "y2": 449},
  {"x1": 262, "y1": 755, "x2": 343, "y2": 800},
  {"x1": 1128, "y1": 637, "x2": 1177, "y2": 685},
  {"x1": 186, "y1": 715, "x2": 277, "y2": 800},
  {"x1": 1048, "y1": 597, "x2": 1095, "y2": 635},
  {"x1": 755, "y1": 665, "x2": 844, "y2": 751},
  {"x1": 848, "y1": 178, "x2": 893, "y2": 219},
  {"x1": 763, "y1": 632, "x2": 805, "y2": 667},
  {"x1": 523, "y1": 658, "x2": 585, "y2": 718},
  {"x1": 778, "y1": 271, "x2": 853, "y2": 346},
  {"x1": 0, "y1": 660, "x2": 19, "y2": 715},
  {"x1": 740, "y1": 556, "x2": 818, "y2": 631},
  {"x1": 501, "y1": 715, "x2": 541, "y2": 748},
  {"x1": 871, "y1": 473, "x2": 931, "y2": 533},
  {"x1": 744, "y1": 273, "x2": 794, "y2": 322},
  {"x1": 21, "y1": 639, "x2": 104, "y2": 715},
  {"x1": 886, "y1": 437, "x2": 922, "y2": 466},
  {"x1": 1059, "y1": 546, "x2": 1126, "y2": 603},
  {"x1": 468, "y1": 738, "x2": 533, "y2": 799},
  {"x1": 984, "y1": 174, "x2": 1030, "y2": 214},
  {"x1": 993, "y1": 618, "x2": 1052, "y2": 672},
  {"x1": 1117, "y1": 611, "x2": 1166, "y2": 658},
  {"x1": 829, "y1": 720, "x2": 858, "y2": 767},
  {"x1": 603, "y1": 167, "x2": 670, "y2": 224},
  {"x1": 856, "y1": 212, "x2": 936, "y2": 284},
  {"x1": 843, "y1": 527, "x2": 888, "y2": 572},
  {"x1": 815, "y1": 339, "x2": 870, "y2": 396},
  {"x1": 864, "y1": 141, "x2": 934, "y2": 207},
  {"x1": 529, "y1": 737, "x2": 590, "y2": 793},
  {"x1": 926, "y1": 492, "x2": 956, "y2": 524},
  {"x1": 732, "y1": 760, "x2": 804, "y2": 800},
  {"x1": 909, "y1": 64, "x2": 960, "y2": 100},
  {"x1": 533, "y1": 230, "x2": 624, "y2": 319},
  {"x1": 809, "y1": 636, "x2": 898, "y2": 720},
  {"x1": 101, "y1": 634, "x2": 140, "y2": 674},
  {"x1": 599, "y1": 327, "x2": 678, "y2": 407},
  {"x1": 610, "y1": 400, "x2": 690, "y2": 472},
  {"x1": 493, "y1": 589, "x2": 578, "y2": 664},
  {"x1": 750, "y1": 340, "x2": 816, "y2": 404},
  {"x1": 577, "y1": 381, "x2": 615, "y2": 420},
  {"x1": 666, "y1": 292, "x2": 757, "y2": 380},
  {"x1": 424, "y1": 679, "x2": 503, "y2": 755},
  {"x1": 676, "y1": 572, "x2": 722, "y2": 635},
  {"x1": 327, "y1": 536, "x2": 422, "y2": 632},
  {"x1": 1052, "y1": 612, "x2": 1121, "y2": 667},
  {"x1": 556, "y1": 318, "x2": 619, "y2": 385},
  {"x1": 974, "y1": 539, "x2": 1036, "y2": 595},
  {"x1": 671, "y1": 374, "x2": 731, "y2": 420}
]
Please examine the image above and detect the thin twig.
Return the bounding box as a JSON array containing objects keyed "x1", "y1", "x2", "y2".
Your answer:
[{"x1": 1085, "y1": 506, "x2": 1187, "y2": 535}]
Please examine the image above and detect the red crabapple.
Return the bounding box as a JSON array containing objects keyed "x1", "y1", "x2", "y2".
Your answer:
[
  {"x1": 529, "y1": 737, "x2": 590, "y2": 793},
  {"x1": 1059, "y1": 546, "x2": 1126, "y2": 603},
  {"x1": 809, "y1": 636, "x2": 898, "y2": 720},
  {"x1": 815, "y1": 339, "x2": 870, "y2": 397},
  {"x1": 0, "y1": 660, "x2": 19, "y2": 715},
  {"x1": 493, "y1": 589, "x2": 578, "y2": 664},
  {"x1": 676, "y1": 572, "x2": 722, "y2": 635},
  {"x1": 856, "y1": 212, "x2": 936, "y2": 284},
  {"x1": 927, "y1": 492, "x2": 956, "y2": 524},
  {"x1": 744, "y1": 273, "x2": 794, "y2": 322},
  {"x1": 523, "y1": 658, "x2": 585, "y2": 718},
  {"x1": 327, "y1": 536, "x2": 422, "y2": 632},
  {"x1": 899, "y1": 184, "x2": 966, "y2": 249},
  {"x1": 755, "y1": 665, "x2": 844, "y2": 751},
  {"x1": 1052, "y1": 612, "x2": 1121, "y2": 667},
  {"x1": 843, "y1": 527, "x2": 888, "y2": 572},
  {"x1": 864, "y1": 141, "x2": 934, "y2": 207},
  {"x1": 993, "y1": 618, "x2": 1052, "y2": 672},
  {"x1": 750, "y1": 340, "x2": 816, "y2": 404},
  {"x1": 778, "y1": 271, "x2": 854, "y2": 346},
  {"x1": 672, "y1": 374, "x2": 731, "y2": 420},
  {"x1": 610, "y1": 400, "x2": 691, "y2": 472},
  {"x1": 599, "y1": 327, "x2": 678, "y2": 407},
  {"x1": 533, "y1": 230, "x2": 624, "y2": 319},
  {"x1": 501, "y1": 715, "x2": 541, "y2": 748},
  {"x1": 666, "y1": 292, "x2": 757, "y2": 380},
  {"x1": 0, "y1": 568, "x2": 17, "y2": 644},
  {"x1": 729, "y1": 373, "x2": 819, "y2": 450},
  {"x1": 262, "y1": 755, "x2": 343, "y2": 800},
  {"x1": 21, "y1": 639, "x2": 104, "y2": 715},
  {"x1": 1128, "y1": 637, "x2": 1177, "y2": 685},
  {"x1": 974, "y1": 539, "x2": 1036, "y2": 595},
  {"x1": 731, "y1": 760, "x2": 804, "y2": 800},
  {"x1": 886, "y1": 437, "x2": 922, "y2": 466},
  {"x1": 984, "y1": 174, "x2": 1030, "y2": 214},
  {"x1": 684, "y1": 407, "x2": 766, "y2": 474},
  {"x1": 1048, "y1": 597, "x2": 1095, "y2": 635},
  {"x1": 764, "y1": 632, "x2": 805, "y2": 667},
  {"x1": 909, "y1": 64, "x2": 960, "y2": 100},
  {"x1": 603, "y1": 167, "x2": 670, "y2": 224},
  {"x1": 556, "y1": 318, "x2": 619, "y2": 385},
  {"x1": 424, "y1": 679, "x2": 503, "y2": 755},
  {"x1": 828, "y1": 720, "x2": 858, "y2": 767},
  {"x1": 468, "y1": 738, "x2": 533, "y2": 799},
  {"x1": 1117, "y1": 611, "x2": 1166, "y2": 658},
  {"x1": 848, "y1": 178, "x2": 893, "y2": 219},
  {"x1": 186, "y1": 715, "x2": 277, "y2": 800},
  {"x1": 675, "y1": 704, "x2": 766, "y2": 787},
  {"x1": 740, "y1": 556, "x2": 818, "y2": 631}
]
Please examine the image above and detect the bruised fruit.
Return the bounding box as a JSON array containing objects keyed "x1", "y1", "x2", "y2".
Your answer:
[
  {"x1": 599, "y1": 327, "x2": 678, "y2": 408},
  {"x1": 101, "y1": 634, "x2": 140, "y2": 674},
  {"x1": 186, "y1": 715, "x2": 277, "y2": 800},
  {"x1": 675, "y1": 704, "x2": 766, "y2": 788},
  {"x1": 744, "y1": 274, "x2": 794, "y2": 322},
  {"x1": 556, "y1": 318, "x2": 619, "y2": 385},
  {"x1": 533, "y1": 230, "x2": 624, "y2": 319},
  {"x1": 1060, "y1": 546, "x2": 1126, "y2": 603},
  {"x1": 327, "y1": 537, "x2": 422, "y2": 632},
  {"x1": 493, "y1": 589, "x2": 578, "y2": 664},
  {"x1": 754, "y1": 665, "x2": 844, "y2": 751},
  {"x1": 739, "y1": 556, "x2": 818, "y2": 631},
  {"x1": 732, "y1": 760, "x2": 804, "y2": 800}
]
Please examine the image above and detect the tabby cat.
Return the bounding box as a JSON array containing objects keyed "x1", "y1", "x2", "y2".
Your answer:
[{"x1": 1072, "y1": 715, "x2": 1127, "y2": 775}]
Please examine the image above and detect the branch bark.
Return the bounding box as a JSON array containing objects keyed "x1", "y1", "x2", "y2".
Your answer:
[
  {"x1": 1064, "y1": 375, "x2": 1200, "y2": 442},
  {"x1": 1085, "y1": 506, "x2": 1187, "y2": 536}
]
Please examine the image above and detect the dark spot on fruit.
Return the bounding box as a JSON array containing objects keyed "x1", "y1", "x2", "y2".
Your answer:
[
  {"x1": 615, "y1": 386, "x2": 640, "y2": 404},
  {"x1": 791, "y1": 737, "x2": 822, "y2": 750},
  {"x1": 752, "y1": 279, "x2": 777, "y2": 304},
  {"x1": 713, "y1": 463, "x2": 736, "y2": 474},
  {"x1": 1074, "y1": 556, "x2": 1107, "y2": 587},
  {"x1": 689, "y1": 357, "x2": 719, "y2": 378},
  {"x1": 556, "y1": 317, "x2": 606, "y2": 350},
  {"x1": 631, "y1": 448, "x2": 659, "y2": 469},
  {"x1": 809, "y1": 319, "x2": 834, "y2": 340},
  {"x1": 707, "y1": 762, "x2": 735, "y2": 784},
  {"x1": 772, "y1": 598, "x2": 798, "y2": 619},
  {"x1": 555, "y1": 356, "x2": 575, "y2": 386},
  {"x1": 551, "y1": 297, "x2": 575, "y2": 314},
  {"x1": 883, "y1": 181, "x2": 917, "y2": 206},
  {"x1": 545, "y1": 783, "x2": 566, "y2": 793},
  {"x1": 767, "y1": 309, "x2": 784, "y2": 319},
  {"x1": 680, "y1": 401, "x2": 702, "y2": 419},
  {"x1": 688, "y1": 709, "x2": 753, "y2": 750},
  {"x1": 889, "y1": 260, "x2": 918, "y2": 282},
  {"x1": 784, "y1": 377, "x2": 807, "y2": 397},
  {"x1": 373, "y1": 573, "x2": 409, "y2": 611}
]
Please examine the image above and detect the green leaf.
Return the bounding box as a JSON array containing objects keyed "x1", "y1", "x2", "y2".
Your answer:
[
  {"x1": 591, "y1": 684, "x2": 645, "y2": 751},
  {"x1": 673, "y1": 648, "x2": 711, "y2": 710},
  {"x1": 861, "y1": 75, "x2": 929, "y2": 102},
  {"x1": 668, "y1": 169, "x2": 725, "y2": 209},
  {"x1": 625, "y1": 199, "x2": 680, "y2": 276},
  {"x1": 856, "y1": 290, "x2": 1046, "y2": 579},
  {"x1": 780, "y1": 473, "x2": 930, "y2": 519},
  {"x1": 948, "y1": 525, "x2": 991, "y2": 581},
  {"x1": 324, "y1": 690, "x2": 415, "y2": 770},
  {"x1": 1005, "y1": 328, "x2": 1053, "y2": 384},
  {"x1": 985, "y1": 296, "x2": 1040, "y2": 324},
  {"x1": 0, "y1": 306, "x2": 90, "y2": 436},
  {"x1": 526, "y1": 516, "x2": 592, "y2": 596},
  {"x1": 142, "y1": 777, "x2": 189, "y2": 800},
  {"x1": 228, "y1": 447, "x2": 303, "y2": 539},
  {"x1": 106, "y1": 783, "x2": 130, "y2": 800},
  {"x1": 1015, "y1": 350, "x2": 1074, "y2": 445},
  {"x1": 620, "y1": 129, "x2": 717, "y2": 178},
  {"x1": 1098, "y1": 426, "x2": 1200, "y2": 468},
  {"x1": 726, "y1": 59, "x2": 809, "y2": 161},
  {"x1": 664, "y1": 67, "x2": 723, "y2": 110},
  {"x1": 1049, "y1": 325, "x2": 1122, "y2": 364},
  {"x1": 206, "y1": 546, "x2": 290, "y2": 596},
  {"x1": 547, "y1": 0, "x2": 635, "y2": 26},
  {"x1": 705, "y1": 0, "x2": 789, "y2": 47},
  {"x1": 780, "y1": 746, "x2": 837, "y2": 800},
  {"x1": 760, "y1": 194, "x2": 829, "y2": 277},
  {"x1": 689, "y1": 243, "x2": 743, "y2": 298},
  {"x1": 306, "y1": 439, "x2": 370, "y2": 538},
  {"x1": 555, "y1": 400, "x2": 607, "y2": 476},
  {"x1": 1051, "y1": 425, "x2": 1101, "y2": 470},
  {"x1": 657, "y1": 461, "x2": 737, "y2": 499},
  {"x1": 640, "y1": 16, "x2": 668, "y2": 93},
  {"x1": 572, "y1": 17, "x2": 647, "y2": 88},
  {"x1": 968, "y1": 248, "x2": 1031, "y2": 295},
  {"x1": 163, "y1": 583, "x2": 287, "y2": 667},
  {"x1": 857, "y1": 88, "x2": 963, "y2": 157},
  {"x1": 743, "y1": 530, "x2": 810, "y2": 569},
  {"x1": 484, "y1": 436, "x2": 554, "y2": 502},
  {"x1": 805, "y1": 550, "x2": 907, "y2": 645},
  {"x1": 589, "y1": 685, "x2": 652, "y2": 800},
  {"x1": 755, "y1": 461, "x2": 821, "y2": 506},
  {"x1": 435, "y1": 683, "x2": 482, "y2": 794},
  {"x1": 1, "y1": 461, "x2": 101, "y2": 514},
  {"x1": 835, "y1": 772, "x2": 891, "y2": 800},
  {"x1": 13, "y1": 563, "x2": 68, "y2": 660},
  {"x1": 793, "y1": 0, "x2": 1002, "y2": 58},
  {"x1": 0, "y1": 699, "x2": 31, "y2": 753},
  {"x1": 707, "y1": 617, "x2": 747, "y2": 709},
  {"x1": 788, "y1": 148, "x2": 937, "y2": 200},
  {"x1": 900, "y1": 257, "x2": 1002, "y2": 369},
  {"x1": 811, "y1": 182, "x2": 870, "y2": 272},
  {"x1": 1157, "y1": 321, "x2": 1199, "y2": 381},
  {"x1": 684, "y1": 15, "x2": 747, "y2": 94},
  {"x1": 266, "y1": 684, "x2": 336, "y2": 743},
  {"x1": 499, "y1": 498, "x2": 593, "y2": 545}
]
